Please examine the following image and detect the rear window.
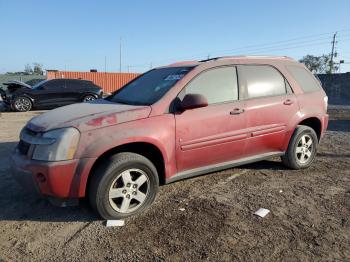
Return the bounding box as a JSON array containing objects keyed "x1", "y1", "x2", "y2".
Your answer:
[
  {"x1": 286, "y1": 65, "x2": 321, "y2": 93},
  {"x1": 238, "y1": 65, "x2": 286, "y2": 99}
]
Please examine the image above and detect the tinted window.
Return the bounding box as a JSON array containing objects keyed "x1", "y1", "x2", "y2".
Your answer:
[
  {"x1": 32, "y1": 80, "x2": 49, "y2": 89},
  {"x1": 108, "y1": 67, "x2": 193, "y2": 105},
  {"x1": 44, "y1": 80, "x2": 62, "y2": 89},
  {"x1": 238, "y1": 65, "x2": 286, "y2": 99},
  {"x1": 185, "y1": 67, "x2": 238, "y2": 104},
  {"x1": 66, "y1": 80, "x2": 86, "y2": 88},
  {"x1": 286, "y1": 65, "x2": 321, "y2": 93}
]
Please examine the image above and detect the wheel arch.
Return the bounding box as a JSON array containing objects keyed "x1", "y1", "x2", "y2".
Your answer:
[
  {"x1": 12, "y1": 93, "x2": 35, "y2": 110},
  {"x1": 13, "y1": 93, "x2": 34, "y2": 103},
  {"x1": 297, "y1": 117, "x2": 322, "y2": 141},
  {"x1": 84, "y1": 141, "x2": 166, "y2": 198}
]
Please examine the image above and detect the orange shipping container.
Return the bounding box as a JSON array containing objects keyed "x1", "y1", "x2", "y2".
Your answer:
[{"x1": 46, "y1": 70, "x2": 139, "y2": 93}]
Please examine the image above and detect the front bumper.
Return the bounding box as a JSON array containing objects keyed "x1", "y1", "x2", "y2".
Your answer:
[{"x1": 11, "y1": 150, "x2": 80, "y2": 198}]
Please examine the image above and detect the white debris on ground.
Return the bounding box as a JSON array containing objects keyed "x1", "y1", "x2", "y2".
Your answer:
[
  {"x1": 254, "y1": 208, "x2": 270, "y2": 218},
  {"x1": 179, "y1": 208, "x2": 186, "y2": 212},
  {"x1": 106, "y1": 220, "x2": 125, "y2": 227}
]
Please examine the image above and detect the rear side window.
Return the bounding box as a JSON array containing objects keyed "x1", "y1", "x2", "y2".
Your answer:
[
  {"x1": 286, "y1": 65, "x2": 321, "y2": 93},
  {"x1": 238, "y1": 65, "x2": 286, "y2": 99},
  {"x1": 44, "y1": 80, "x2": 62, "y2": 89},
  {"x1": 185, "y1": 66, "x2": 238, "y2": 104},
  {"x1": 66, "y1": 80, "x2": 86, "y2": 88}
]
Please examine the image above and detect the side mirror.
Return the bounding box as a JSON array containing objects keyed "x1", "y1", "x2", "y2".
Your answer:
[{"x1": 180, "y1": 93, "x2": 208, "y2": 111}]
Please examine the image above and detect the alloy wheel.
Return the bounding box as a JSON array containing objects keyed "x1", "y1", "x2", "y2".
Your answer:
[
  {"x1": 83, "y1": 95, "x2": 96, "y2": 102},
  {"x1": 14, "y1": 97, "x2": 31, "y2": 111},
  {"x1": 108, "y1": 169, "x2": 150, "y2": 213},
  {"x1": 295, "y1": 134, "x2": 314, "y2": 164}
]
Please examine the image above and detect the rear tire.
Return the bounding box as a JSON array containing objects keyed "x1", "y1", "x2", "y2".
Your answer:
[
  {"x1": 281, "y1": 125, "x2": 318, "y2": 169},
  {"x1": 82, "y1": 94, "x2": 97, "y2": 102},
  {"x1": 89, "y1": 152, "x2": 159, "y2": 220},
  {"x1": 12, "y1": 96, "x2": 32, "y2": 112}
]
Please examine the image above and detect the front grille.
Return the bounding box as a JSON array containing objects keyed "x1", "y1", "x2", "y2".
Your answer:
[{"x1": 17, "y1": 140, "x2": 31, "y2": 155}]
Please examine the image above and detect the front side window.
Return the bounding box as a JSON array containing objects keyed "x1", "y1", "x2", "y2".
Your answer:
[
  {"x1": 108, "y1": 67, "x2": 193, "y2": 105},
  {"x1": 32, "y1": 80, "x2": 49, "y2": 89},
  {"x1": 286, "y1": 65, "x2": 321, "y2": 93},
  {"x1": 238, "y1": 65, "x2": 286, "y2": 99},
  {"x1": 185, "y1": 66, "x2": 238, "y2": 104}
]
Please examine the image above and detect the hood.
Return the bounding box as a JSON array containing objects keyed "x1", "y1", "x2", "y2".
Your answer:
[
  {"x1": 27, "y1": 99, "x2": 152, "y2": 132},
  {"x1": 4, "y1": 80, "x2": 32, "y2": 92}
]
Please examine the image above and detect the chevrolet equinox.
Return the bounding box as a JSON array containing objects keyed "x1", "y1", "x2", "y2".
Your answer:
[{"x1": 11, "y1": 56, "x2": 329, "y2": 219}]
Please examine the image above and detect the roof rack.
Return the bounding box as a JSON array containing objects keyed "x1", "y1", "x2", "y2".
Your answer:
[
  {"x1": 198, "y1": 57, "x2": 223, "y2": 63},
  {"x1": 199, "y1": 55, "x2": 293, "y2": 63}
]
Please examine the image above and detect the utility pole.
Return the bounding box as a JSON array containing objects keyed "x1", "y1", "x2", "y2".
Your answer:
[
  {"x1": 104, "y1": 56, "x2": 107, "y2": 89},
  {"x1": 329, "y1": 32, "x2": 337, "y2": 74},
  {"x1": 119, "y1": 37, "x2": 122, "y2": 73}
]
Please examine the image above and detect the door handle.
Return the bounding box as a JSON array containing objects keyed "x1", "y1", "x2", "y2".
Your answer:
[
  {"x1": 230, "y1": 108, "x2": 245, "y2": 115},
  {"x1": 283, "y1": 99, "x2": 294, "y2": 105}
]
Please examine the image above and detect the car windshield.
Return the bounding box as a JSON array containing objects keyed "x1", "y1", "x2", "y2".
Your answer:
[
  {"x1": 107, "y1": 66, "x2": 194, "y2": 105},
  {"x1": 32, "y1": 80, "x2": 49, "y2": 89}
]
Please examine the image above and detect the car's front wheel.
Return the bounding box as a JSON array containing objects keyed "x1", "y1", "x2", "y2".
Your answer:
[
  {"x1": 12, "y1": 96, "x2": 32, "y2": 112},
  {"x1": 89, "y1": 152, "x2": 159, "y2": 220},
  {"x1": 82, "y1": 94, "x2": 97, "y2": 102},
  {"x1": 282, "y1": 125, "x2": 318, "y2": 169}
]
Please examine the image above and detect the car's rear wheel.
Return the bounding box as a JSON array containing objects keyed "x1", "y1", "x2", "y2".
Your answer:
[
  {"x1": 89, "y1": 152, "x2": 159, "y2": 220},
  {"x1": 82, "y1": 94, "x2": 97, "y2": 102},
  {"x1": 282, "y1": 125, "x2": 318, "y2": 169},
  {"x1": 12, "y1": 96, "x2": 32, "y2": 112}
]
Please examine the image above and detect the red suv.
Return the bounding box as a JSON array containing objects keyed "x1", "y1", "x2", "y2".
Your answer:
[{"x1": 11, "y1": 56, "x2": 329, "y2": 219}]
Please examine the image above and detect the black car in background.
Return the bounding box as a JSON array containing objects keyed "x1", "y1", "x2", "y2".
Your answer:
[{"x1": 0, "y1": 79, "x2": 103, "y2": 111}]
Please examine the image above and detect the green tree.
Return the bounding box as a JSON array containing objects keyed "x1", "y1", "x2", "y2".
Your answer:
[
  {"x1": 299, "y1": 54, "x2": 339, "y2": 74},
  {"x1": 24, "y1": 64, "x2": 33, "y2": 75},
  {"x1": 33, "y1": 63, "x2": 44, "y2": 75}
]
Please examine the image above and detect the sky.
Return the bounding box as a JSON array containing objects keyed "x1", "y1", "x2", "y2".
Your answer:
[{"x1": 1, "y1": 0, "x2": 350, "y2": 73}]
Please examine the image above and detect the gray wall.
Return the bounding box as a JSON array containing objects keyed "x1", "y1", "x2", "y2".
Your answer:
[{"x1": 317, "y1": 73, "x2": 350, "y2": 105}]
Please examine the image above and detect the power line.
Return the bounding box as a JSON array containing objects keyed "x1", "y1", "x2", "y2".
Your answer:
[
  {"x1": 150, "y1": 29, "x2": 350, "y2": 65},
  {"x1": 125, "y1": 29, "x2": 350, "y2": 72}
]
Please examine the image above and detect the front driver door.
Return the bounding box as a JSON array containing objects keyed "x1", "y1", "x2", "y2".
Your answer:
[
  {"x1": 33, "y1": 79, "x2": 65, "y2": 108},
  {"x1": 175, "y1": 66, "x2": 248, "y2": 174}
]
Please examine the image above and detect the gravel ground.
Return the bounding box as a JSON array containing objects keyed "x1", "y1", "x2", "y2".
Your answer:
[{"x1": 0, "y1": 110, "x2": 349, "y2": 262}]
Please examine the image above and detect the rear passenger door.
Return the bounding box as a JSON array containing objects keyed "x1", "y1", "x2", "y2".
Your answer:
[
  {"x1": 237, "y1": 65, "x2": 299, "y2": 156},
  {"x1": 175, "y1": 66, "x2": 247, "y2": 173},
  {"x1": 62, "y1": 79, "x2": 85, "y2": 103}
]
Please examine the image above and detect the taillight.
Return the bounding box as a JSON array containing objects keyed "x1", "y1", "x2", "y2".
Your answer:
[{"x1": 324, "y1": 96, "x2": 328, "y2": 111}]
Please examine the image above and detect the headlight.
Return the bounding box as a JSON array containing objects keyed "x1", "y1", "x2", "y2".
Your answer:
[{"x1": 32, "y1": 127, "x2": 80, "y2": 161}]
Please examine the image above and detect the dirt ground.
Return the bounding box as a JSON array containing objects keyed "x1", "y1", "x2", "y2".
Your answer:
[{"x1": 0, "y1": 109, "x2": 349, "y2": 262}]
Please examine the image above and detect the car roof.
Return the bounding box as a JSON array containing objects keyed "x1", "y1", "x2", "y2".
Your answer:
[
  {"x1": 49, "y1": 78, "x2": 92, "y2": 82},
  {"x1": 164, "y1": 55, "x2": 298, "y2": 68}
]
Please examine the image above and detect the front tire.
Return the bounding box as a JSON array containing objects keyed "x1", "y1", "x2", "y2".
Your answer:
[
  {"x1": 282, "y1": 125, "x2": 318, "y2": 169},
  {"x1": 12, "y1": 96, "x2": 32, "y2": 112},
  {"x1": 89, "y1": 152, "x2": 159, "y2": 220}
]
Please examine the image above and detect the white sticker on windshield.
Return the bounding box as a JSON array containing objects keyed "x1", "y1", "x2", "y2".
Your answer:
[{"x1": 164, "y1": 74, "x2": 185, "y2": 81}]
